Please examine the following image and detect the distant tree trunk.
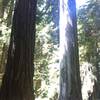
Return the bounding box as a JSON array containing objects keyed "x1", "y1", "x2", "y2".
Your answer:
[
  {"x1": 59, "y1": 0, "x2": 82, "y2": 100},
  {"x1": 94, "y1": 41, "x2": 100, "y2": 100},
  {"x1": 0, "y1": 43, "x2": 8, "y2": 73},
  {"x1": 0, "y1": 0, "x2": 37, "y2": 100}
]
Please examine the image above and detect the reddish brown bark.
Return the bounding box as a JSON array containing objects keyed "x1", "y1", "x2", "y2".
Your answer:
[{"x1": 0, "y1": 0, "x2": 37, "y2": 100}]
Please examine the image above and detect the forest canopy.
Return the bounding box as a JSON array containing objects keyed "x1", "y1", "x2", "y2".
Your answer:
[{"x1": 0, "y1": 0, "x2": 100, "y2": 100}]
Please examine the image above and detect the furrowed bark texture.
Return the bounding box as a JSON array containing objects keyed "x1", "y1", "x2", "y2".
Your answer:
[
  {"x1": 0, "y1": 0, "x2": 37, "y2": 100},
  {"x1": 59, "y1": 0, "x2": 82, "y2": 100}
]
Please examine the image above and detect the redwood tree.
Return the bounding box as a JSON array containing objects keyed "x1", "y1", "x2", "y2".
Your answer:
[
  {"x1": 59, "y1": 0, "x2": 82, "y2": 100},
  {"x1": 0, "y1": 0, "x2": 37, "y2": 100}
]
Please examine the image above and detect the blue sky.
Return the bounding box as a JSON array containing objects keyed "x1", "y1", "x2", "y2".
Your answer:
[{"x1": 76, "y1": 0, "x2": 87, "y2": 9}]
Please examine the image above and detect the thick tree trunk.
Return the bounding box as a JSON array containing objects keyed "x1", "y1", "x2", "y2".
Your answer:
[
  {"x1": 0, "y1": 0, "x2": 37, "y2": 100},
  {"x1": 59, "y1": 0, "x2": 82, "y2": 100}
]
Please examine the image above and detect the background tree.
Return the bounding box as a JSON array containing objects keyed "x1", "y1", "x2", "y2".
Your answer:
[
  {"x1": 0, "y1": 0, "x2": 13, "y2": 74},
  {"x1": 0, "y1": 0, "x2": 37, "y2": 100},
  {"x1": 34, "y1": 0, "x2": 59, "y2": 99},
  {"x1": 78, "y1": 0, "x2": 100, "y2": 99},
  {"x1": 59, "y1": 0, "x2": 82, "y2": 99}
]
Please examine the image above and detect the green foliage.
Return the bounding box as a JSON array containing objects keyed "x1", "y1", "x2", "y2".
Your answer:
[
  {"x1": 34, "y1": 0, "x2": 59, "y2": 99},
  {"x1": 78, "y1": 0, "x2": 100, "y2": 99},
  {"x1": 78, "y1": 0, "x2": 100, "y2": 64}
]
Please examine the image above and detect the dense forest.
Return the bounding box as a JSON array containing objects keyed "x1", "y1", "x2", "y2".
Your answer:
[{"x1": 0, "y1": 0, "x2": 100, "y2": 100}]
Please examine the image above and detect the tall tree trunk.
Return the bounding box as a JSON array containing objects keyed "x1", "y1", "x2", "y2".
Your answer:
[
  {"x1": 0, "y1": 0, "x2": 37, "y2": 100},
  {"x1": 94, "y1": 41, "x2": 100, "y2": 100},
  {"x1": 0, "y1": 43, "x2": 8, "y2": 73},
  {"x1": 59, "y1": 0, "x2": 82, "y2": 100}
]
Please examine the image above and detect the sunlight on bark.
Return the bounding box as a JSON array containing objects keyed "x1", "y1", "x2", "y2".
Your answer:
[{"x1": 59, "y1": 0, "x2": 82, "y2": 99}]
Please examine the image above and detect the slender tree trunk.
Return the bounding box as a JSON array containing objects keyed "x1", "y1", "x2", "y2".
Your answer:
[
  {"x1": 0, "y1": 0, "x2": 37, "y2": 100},
  {"x1": 0, "y1": 43, "x2": 8, "y2": 73},
  {"x1": 94, "y1": 41, "x2": 100, "y2": 100},
  {"x1": 59, "y1": 0, "x2": 82, "y2": 100}
]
